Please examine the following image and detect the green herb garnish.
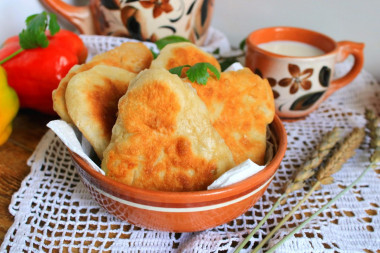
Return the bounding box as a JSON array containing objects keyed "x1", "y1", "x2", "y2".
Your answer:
[
  {"x1": 0, "y1": 11, "x2": 60, "y2": 65},
  {"x1": 150, "y1": 49, "x2": 159, "y2": 59},
  {"x1": 212, "y1": 48, "x2": 220, "y2": 55},
  {"x1": 154, "y1": 35, "x2": 190, "y2": 50},
  {"x1": 19, "y1": 11, "x2": 60, "y2": 49},
  {"x1": 169, "y1": 62, "x2": 220, "y2": 85},
  {"x1": 239, "y1": 37, "x2": 247, "y2": 51},
  {"x1": 169, "y1": 64, "x2": 190, "y2": 77},
  {"x1": 151, "y1": 35, "x2": 190, "y2": 59},
  {"x1": 219, "y1": 57, "x2": 239, "y2": 71}
]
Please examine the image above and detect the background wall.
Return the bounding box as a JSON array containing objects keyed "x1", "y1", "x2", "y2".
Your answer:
[
  {"x1": 0, "y1": 0, "x2": 379, "y2": 80},
  {"x1": 211, "y1": 0, "x2": 380, "y2": 81}
]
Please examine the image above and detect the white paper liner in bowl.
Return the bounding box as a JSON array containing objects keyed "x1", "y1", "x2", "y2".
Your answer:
[{"x1": 46, "y1": 120, "x2": 105, "y2": 175}]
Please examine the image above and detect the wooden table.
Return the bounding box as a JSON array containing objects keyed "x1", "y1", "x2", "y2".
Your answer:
[{"x1": 0, "y1": 109, "x2": 56, "y2": 246}]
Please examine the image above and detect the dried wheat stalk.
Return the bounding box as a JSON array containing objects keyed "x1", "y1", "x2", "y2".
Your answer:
[
  {"x1": 284, "y1": 127, "x2": 342, "y2": 195},
  {"x1": 365, "y1": 108, "x2": 380, "y2": 164},
  {"x1": 266, "y1": 111, "x2": 379, "y2": 253},
  {"x1": 316, "y1": 127, "x2": 365, "y2": 185},
  {"x1": 252, "y1": 127, "x2": 365, "y2": 253},
  {"x1": 234, "y1": 127, "x2": 342, "y2": 253}
]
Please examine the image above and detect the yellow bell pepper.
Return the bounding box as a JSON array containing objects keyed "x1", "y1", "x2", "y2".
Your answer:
[{"x1": 0, "y1": 65, "x2": 19, "y2": 145}]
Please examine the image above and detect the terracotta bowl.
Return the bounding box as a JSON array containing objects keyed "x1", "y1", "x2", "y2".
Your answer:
[{"x1": 69, "y1": 115, "x2": 287, "y2": 232}]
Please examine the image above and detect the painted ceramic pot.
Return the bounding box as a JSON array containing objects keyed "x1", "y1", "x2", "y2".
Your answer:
[
  {"x1": 246, "y1": 27, "x2": 364, "y2": 119},
  {"x1": 68, "y1": 115, "x2": 287, "y2": 232},
  {"x1": 40, "y1": 0, "x2": 214, "y2": 46}
]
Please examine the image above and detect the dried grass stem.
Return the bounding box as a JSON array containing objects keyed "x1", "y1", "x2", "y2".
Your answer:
[
  {"x1": 284, "y1": 127, "x2": 341, "y2": 195},
  {"x1": 316, "y1": 128, "x2": 365, "y2": 184},
  {"x1": 365, "y1": 108, "x2": 380, "y2": 163}
]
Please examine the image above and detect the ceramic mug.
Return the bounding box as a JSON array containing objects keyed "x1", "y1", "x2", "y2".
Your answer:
[
  {"x1": 245, "y1": 26, "x2": 364, "y2": 119},
  {"x1": 40, "y1": 0, "x2": 214, "y2": 46}
]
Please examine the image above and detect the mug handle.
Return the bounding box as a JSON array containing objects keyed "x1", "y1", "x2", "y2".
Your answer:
[
  {"x1": 325, "y1": 41, "x2": 365, "y2": 98},
  {"x1": 40, "y1": 0, "x2": 95, "y2": 34}
]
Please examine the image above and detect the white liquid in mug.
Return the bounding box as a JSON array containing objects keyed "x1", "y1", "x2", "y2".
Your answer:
[{"x1": 258, "y1": 40, "x2": 325, "y2": 57}]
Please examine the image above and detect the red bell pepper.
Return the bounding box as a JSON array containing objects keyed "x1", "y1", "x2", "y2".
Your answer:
[{"x1": 0, "y1": 29, "x2": 87, "y2": 114}]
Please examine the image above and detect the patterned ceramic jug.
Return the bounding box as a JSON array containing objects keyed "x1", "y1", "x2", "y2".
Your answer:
[{"x1": 40, "y1": 0, "x2": 214, "y2": 46}]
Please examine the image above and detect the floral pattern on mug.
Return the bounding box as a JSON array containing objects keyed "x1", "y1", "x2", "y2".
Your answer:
[
  {"x1": 254, "y1": 68, "x2": 280, "y2": 99},
  {"x1": 319, "y1": 66, "x2": 332, "y2": 87},
  {"x1": 289, "y1": 91, "x2": 325, "y2": 111},
  {"x1": 139, "y1": 0, "x2": 173, "y2": 18},
  {"x1": 116, "y1": 0, "x2": 214, "y2": 44},
  {"x1": 278, "y1": 64, "x2": 313, "y2": 94},
  {"x1": 254, "y1": 64, "x2": 326, "y2": 112},
  {"x1": 267, "y1": 77, "x2": 279, "y2": 98}
]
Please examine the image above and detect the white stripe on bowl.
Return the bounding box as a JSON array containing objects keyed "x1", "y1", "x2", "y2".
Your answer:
[{"x1": 84, "y1": 175, "x2": 274, "y2": 213}]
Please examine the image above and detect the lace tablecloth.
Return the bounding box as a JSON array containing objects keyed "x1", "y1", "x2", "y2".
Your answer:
[{"x1": 1, "y1": 35, "x2": 380, "y2": 253}]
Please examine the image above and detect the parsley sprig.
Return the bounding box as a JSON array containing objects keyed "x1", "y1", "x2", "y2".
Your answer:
[
  {"x1": 169, "y1": 62, "x2": 220, "y2": 85},
  {"x1": 150, "y1": 35, "x2": 190, "y2": 59},
  {"x1": 155, "y1": 35, "x2": 190, "y2": 50},
  {"x1": 152, "y1": 36, "x2": 221, "y2": 84},
  {"x1": 0, "y1": 11, "x2": 60, "y2": 65}
]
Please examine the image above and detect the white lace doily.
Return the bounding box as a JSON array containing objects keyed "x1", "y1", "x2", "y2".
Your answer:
[{"x1": 1, "y1": 35, "x2": 380, "y2": 253}]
